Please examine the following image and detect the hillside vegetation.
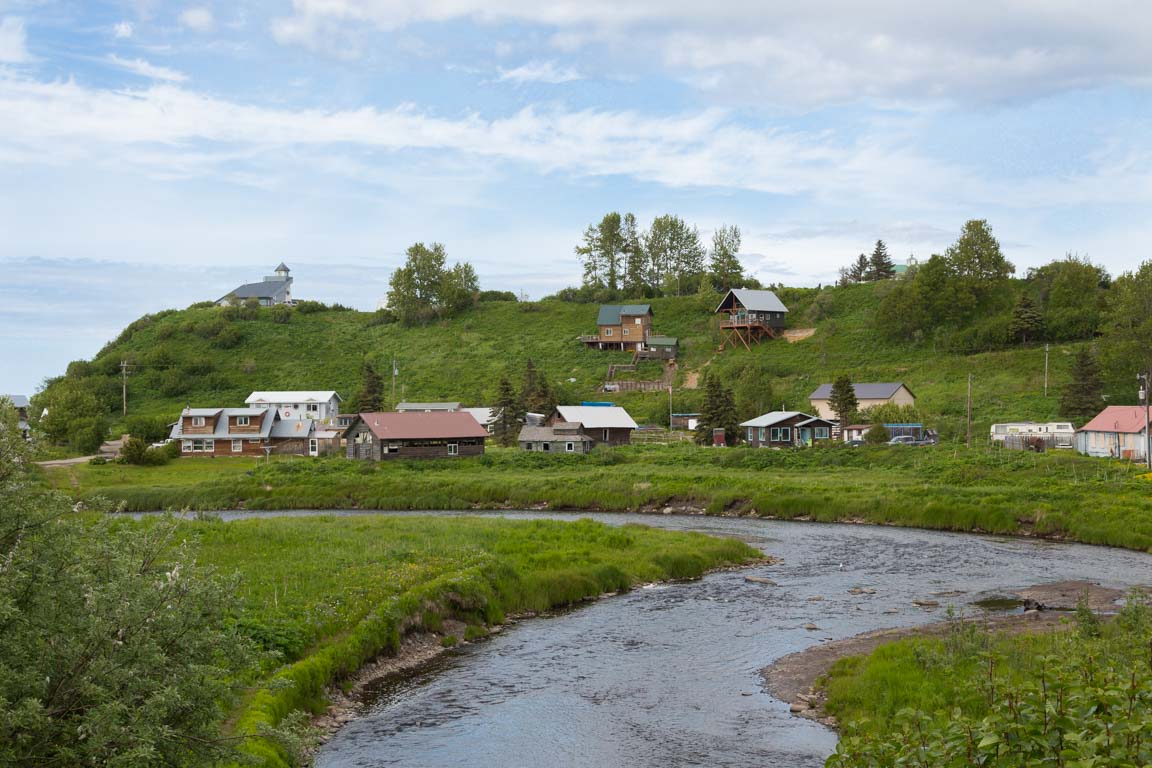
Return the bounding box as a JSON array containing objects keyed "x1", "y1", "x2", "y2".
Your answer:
[{"x1": 31, "y1": 277, "x2": 1139, "y2": 445}]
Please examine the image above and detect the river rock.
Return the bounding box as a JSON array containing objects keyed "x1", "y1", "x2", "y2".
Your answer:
[
  {"x1": 803, "y1": 622, "x2": 820, "y2": 631},
  {"x1": 789, "y1": 701, "x2": 809, "y2": 713},
  {"x1": 807, "y1": 596, "x2": 824, "y2": 602},
  {"x1": 847, "y1": 587, "x2": 876, "y2": 595},
  {"x1": 912, "y1": 599, "x2": 940, "y2": 608},
  {"x1": 745, "y1": 576, "x2": 778, "y2": 586}
]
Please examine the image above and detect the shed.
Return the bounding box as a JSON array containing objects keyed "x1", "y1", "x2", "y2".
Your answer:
[
  {"x1": 1075, "y1": 406, "x2": 1149, "y2": 461},
  {"x1": 346, "y1": 412, "x2": 488, "y2": 460},
  {"x1": 551, "y1": 405, "x2": 638, "y2": 446},
  {"x1": 518, "y1": 422, "x2": 594, "y2": 453}
]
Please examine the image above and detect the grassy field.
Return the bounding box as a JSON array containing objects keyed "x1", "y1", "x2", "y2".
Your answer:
[
  {"x1": 47, "y1": 442, "x2": 1152, "y2": 552},
  {"x1": 166, "y1": 513, "x2": 759, "y2": 766},
  {"x1": 822, "y1": 601, "x2": 1152, "y2": 766},
  {"x1": 45, "y1": 282, "x2": 1119, "y2": 443}
]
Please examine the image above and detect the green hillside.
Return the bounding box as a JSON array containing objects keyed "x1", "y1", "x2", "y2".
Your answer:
[{"x1": 38, "y1": 283, "x2": 1120, "y2": 442}]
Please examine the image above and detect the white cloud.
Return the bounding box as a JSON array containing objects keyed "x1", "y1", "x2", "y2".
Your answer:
[
  {"x1": 268, "y1": 1, "x2": 1152, "y2": 106},
  {"x1": 106, "y1": 55, "x2": 189, "y2": 83},
  {"x1": 113, "y1": 21, "x2": 134, "y2": 39},
  {"x1": 0, "y1": 17, "x2": 29, "y2": 63},
  {"x1": 498, "y1": 60, "x2": 582, "y2": 84},
  {"x1": 178, "y1": 6, "x2": 214, "y2": 32}
]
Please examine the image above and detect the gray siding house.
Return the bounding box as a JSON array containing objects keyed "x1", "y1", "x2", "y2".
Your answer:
[
  {"x1": 217, "y1": 263, "x2": 293, "y2": 306},
  {"x1": 518, "y1": 422, "x2": 594, "y2": 453}
]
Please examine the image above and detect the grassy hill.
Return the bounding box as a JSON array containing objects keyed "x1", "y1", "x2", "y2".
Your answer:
[{"x1": 43, "y1": 283, "x2": 1106, "y2": 441}]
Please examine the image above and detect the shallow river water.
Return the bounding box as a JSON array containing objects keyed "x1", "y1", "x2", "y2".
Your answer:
[{"x1": 219, "y1": 511, "x2": 1152, "y2": 768}]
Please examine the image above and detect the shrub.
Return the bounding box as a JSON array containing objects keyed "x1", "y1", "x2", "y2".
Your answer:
[
  {"x1": 211, "y1": 326, "x2": 244, "y2": 349},
  {"x1": 440, "y1": 635, "x2": 458, "y2": 648},
  {"x1": 88, "y1": 456, "x2": 107, "y2": 466},
  {"x1": 294, "y1": 301, "x2": 327, "y2": 314},
  {"x1": 478, "y1": 290, "x2": 518, "y2": 302},
  {"x1": 864, "y1": 423, "x2": 890, "y2": 445},
  {"x1": 125, "y1": 415, "x2": 170, "y2": 442},
  {"x1": 366, "y1": 308, "x2": 396, "y2": 327},
  {"x1": 121, "y1": 436, "x2": 150, "y2": 465},
  {"x1": 68, "y1": 417, "x2": 108, "y2": 454},
  {"x1": 269, "y1": 305, "x2": 292, "y2": 324}
]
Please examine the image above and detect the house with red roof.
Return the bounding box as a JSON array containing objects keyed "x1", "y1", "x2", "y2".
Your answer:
[
  {"x1": 344, "y1": 411, "x2": 488, "y2": 461},
  {"x1": 1075, "y1": 406, "x2": 1149, "y2": 461}
]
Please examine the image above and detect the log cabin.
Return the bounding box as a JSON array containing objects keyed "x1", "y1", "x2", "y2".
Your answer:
[{"x1": 345, "y1": 412, "x2": 488, "y2": 460}]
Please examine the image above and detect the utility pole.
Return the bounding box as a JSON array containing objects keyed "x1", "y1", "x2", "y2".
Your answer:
[
  {"x1": 1140, "y1": 371, "x2": 1151, "y2": 470},
  {"x1": 120, "y1": 360, "x2": 129, "y2": 416},
  {"x1": 966, "y1": 373, "x2": 973, "y2": 449},
  {"x1": 1044, "y1": 344, "x2": 1050, "y2": 397},
  {"x1": 391, "y1": 357, "x2": 398, "y2": 409},
  {"x1": 668, "y1": 386, "x2": 673, "y2": 433}
]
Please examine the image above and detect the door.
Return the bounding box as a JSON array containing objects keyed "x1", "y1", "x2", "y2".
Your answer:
[{"x1": 308, "y1": 438, "x2": 318, "y2": 456}]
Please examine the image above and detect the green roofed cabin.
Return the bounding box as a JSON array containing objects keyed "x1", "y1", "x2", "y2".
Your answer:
[
  {"x1": 580, "y1": 304, "x2": 653, "y2": 351},
  {"x1": 638, "y1": 335, "x2": 679, "y2": 360}
]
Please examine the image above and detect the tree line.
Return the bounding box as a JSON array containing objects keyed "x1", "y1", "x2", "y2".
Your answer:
[
  {"x1": 566, "y1": 212, "x2": 759, "y2": 301},
  {"x1": 837, "y1": 240, "x2": 898, "y2": 285}
]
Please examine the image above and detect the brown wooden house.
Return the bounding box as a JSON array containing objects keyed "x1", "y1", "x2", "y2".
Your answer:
[
  {"x1": 169, "y1": 407, "x2": 277, "y2": 457},
  {"x1": 345, "y1": 412, "x2": 488, "y2": 461},
  {"x1": 715, "y1": 289, "x2": 789, "y2": 350},
  {"x1": 580, "y1": 304, "x2": 653, "y2": 351},
  {"x1": 550, "y1": 405, "x2": 638, "y2": 446},
  {"x1": 740, "y1": 411, "x2": 835, "y2": 448}
]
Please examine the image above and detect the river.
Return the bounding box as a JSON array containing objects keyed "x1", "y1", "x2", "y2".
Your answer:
[{"x1": 213, "y1": 511, "x2": 1152, "y2": 767}]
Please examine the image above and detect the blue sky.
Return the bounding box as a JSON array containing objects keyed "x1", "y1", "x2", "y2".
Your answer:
[{"x1": 2, "y1": 0, "x2": 1152, "y2": 395}]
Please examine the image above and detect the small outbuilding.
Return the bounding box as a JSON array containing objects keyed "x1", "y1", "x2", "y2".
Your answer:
[
  {"x1": 1075, "y1": 406, "x2": 1149, "y2": 461},
  {"x1": 518, "y1": 422, "x2": 594, "y2": 453},
  {"x1": 345, "y1": 412, "x2": 488, "y2": 460}
]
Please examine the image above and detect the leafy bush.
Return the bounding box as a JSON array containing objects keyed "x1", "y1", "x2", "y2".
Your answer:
[
  {"x1": 366, "y1": 308, "x2": 396, "y2": 327},
  {"x1": 125, "y1": 414, "x2": 171, "y2": 442},
  {"x1": 121, "y1": 436, "x2": 150, "y2": 464},
  {"x1": 294, "y1": 300, "x2": 328, "y2": 314},
  {"x1": 68, "y1": 416, "x2": 108, "y2": 454},
  {"x1": 269, "y1": 305, "x2": 293, "y2": 324},
  {"x1": 478, "y1": 290, "x2": 518, "y2": 302},
  {"x1": 864, "y1": 423, "x2": 890, "y2": 444},
  {"x1": 212, "y1": 325, "x2": 244, "y2": 349}
]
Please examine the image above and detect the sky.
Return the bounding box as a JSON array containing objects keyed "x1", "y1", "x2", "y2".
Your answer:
[{"x1": 2, "y1": 1, "x2": 1152, "y2": 395}]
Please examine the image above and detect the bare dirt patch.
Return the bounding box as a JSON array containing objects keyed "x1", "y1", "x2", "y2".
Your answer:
[{"x1": 782, "y1": 328, "x2": 816, "y2": 343}]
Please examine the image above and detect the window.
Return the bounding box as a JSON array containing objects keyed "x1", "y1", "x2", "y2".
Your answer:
[
  {"x1": 306, "y1": 403, "x2": 319, "y2": 413},
  {"x1": 769, "y1": 428, "x2": 780, "y2": 442},
  {"x1": 635, "y1": 317, "x2": 643, "y2": 324},
  {"x1": 542, "y1": 442, "x2": 551, "y2": 452},
  {"x1": 780, "y1": 427, "x2": 791, "y2": 443},
  {"x1": 447, "y1": 443, "x2": 459, "y2": 455},
  {"x1": 387, "y1": 445, "x2": 400, "y2": 454},
  {"x1": 759, "y1": 427, "x2": 766, "y2": 442},
  {"x1": 191, "y1": 416, "x2": 205, "y2": 427},
  {"x1": 237, "y1": 416, "x2": 250, "y2": 426},
  {"x1": 232, "y1": 440, "x2": 243, "y2": 452},
  {"x1": 182, "y1": 440, "x2": 193, "y2": 452},
  {"x1": 565, "y1": 442, "x2": 575, "y2": 452},
  {"x1": 203, "y1": 440, "x2": 215, "y2": 452},
  {"x1": 604, "y1": 328, "x2": 613, "y2": 336},
  {"x1": 603, "y1": 428, "x2": 610, "y2": 442},
  {"x1": 815, "y1": 427, "x2": 829, "y2": 439},
  {"x1": 623, "y1": 328, "x2": 630, "y2": 336},
  {"x1": 747, "y1": 428, "x2": 754, "y2": 442}
]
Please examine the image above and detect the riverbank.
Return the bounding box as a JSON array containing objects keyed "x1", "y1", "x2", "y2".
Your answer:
[
  {"x1": 762, "y1": 580, "x2": 1125, "y2": 725},
  {"x1": 42, "y1": 444, "x2": 1152, "y2": 552},
  {"x1": 172, "y1": 514, "x2": 761, "y2": 767}
]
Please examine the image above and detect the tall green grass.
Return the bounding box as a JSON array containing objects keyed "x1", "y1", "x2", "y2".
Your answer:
[{"x1": 173, "y1": 515, "x2": 758, "y2": 767}]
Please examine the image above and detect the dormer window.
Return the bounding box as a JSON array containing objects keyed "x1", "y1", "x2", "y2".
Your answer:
[
  {"x1": 237, "y1": 416, "x2": 250, "y2": 426},
  {"x1": 191, "y1": 416, "x2": 205, "y2": 427}
]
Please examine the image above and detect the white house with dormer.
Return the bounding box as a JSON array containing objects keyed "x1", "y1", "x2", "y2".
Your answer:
[{"x1": 245, "y1": 391, "x2": 342, "y2": 423}]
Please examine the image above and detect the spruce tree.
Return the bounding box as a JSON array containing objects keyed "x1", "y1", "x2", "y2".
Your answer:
[
  {"x1": 867, "y1": 239, "x2": 896, "y2": 281},
  {"x1": 492, "y1": 377, "x2": 521, "y2": 447},
  {"x1": 827, "y1": 375, "x2": 859, "y2": 423},
  {"x1": 1060, "y1": 347, "x2": 1105, "y2": 423},
  {"x1": 695, "y1": 374, "x2": 739, "y2": 445},
  {"x1": 848, "y1": 253, "x2": 869, "y2": 282},
  {"x1": 355, "y1": 362, "x2": 384, "y2": 412},
  {"x1": 1008, "y1": 293, "x2": 1045, "y2": 344}
]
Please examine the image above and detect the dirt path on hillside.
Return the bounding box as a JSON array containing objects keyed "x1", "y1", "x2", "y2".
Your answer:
[
  {"x1": 782, "y1": 328, "x2": 816, "y2": 343},
  {"x1": 762, "y1": 581, "x2": 1127, "y2": 726}
]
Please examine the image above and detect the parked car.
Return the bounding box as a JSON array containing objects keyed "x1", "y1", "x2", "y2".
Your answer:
[
  {"x1": 888, "y1": 435, "x2": 917, "y2": 445},
  {"x1": 845, "y1": 439, "x2": 865, "y2": 447}
]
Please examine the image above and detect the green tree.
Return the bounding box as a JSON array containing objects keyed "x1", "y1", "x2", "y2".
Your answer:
[
  {"x1": 355, "y1": 361, "x2": 384, "y2": 412},
  {"x1": 1027, "y1": 255, "x2": 1110, "y2": 341},
  {"x1": 827, "y1": 375, "x2": 859, "y2": 423},
  {"x1": 32, "y1": 379, "x2": 106, "y2": 447},
  {"x1": 521, "y1": 360, "x2": 557, "y2": 415},
  {"x1": 866, "y1": 239, "x2": 895, "y2": 281},
  {"x1": 1098, "y1": 260, "x2": 1152, "y2": 388},
  {"x1": 576, "y1": 213, "x2": 624, "y2": 292},
  {"x1": 491, "y1": 377, "x2": 521, "y2": 447},
  {"x1": 708, "y1": 224, "x2": 744, "y2": 291},
  {"x1": 695, "y1": 374, "x2": 739, "y2": 445},
  {"x1": 0, "y1": 433, "x2": 254, "y2": 766},
  {"x1": 731, "y1": 360, "x2": 775, "y2": 420},
  {"x1": 946, "y1": 219, "x2": 1014, "y2": 282},
  {"x1": 386, "y1": 243, "x2": 479, "y2": 325},
  {"x1": 1060, "y1": 347, "x2": 1106, "y2": 423},
  {"x1": 621, "y1": 213, "x2": 648, "y2": 296},
  {"x1": 848, "y1": 253, "x2": 869, "y2": 282},
  {"x1": 1008, "y1": 293, "x2": 1045, "y2": 343},
  {"x1": 646, "y1": 214, "x2": 706, "y2": 296}
]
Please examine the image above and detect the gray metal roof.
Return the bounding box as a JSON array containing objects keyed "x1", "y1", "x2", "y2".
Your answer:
[
  {"x1": 274, "y1": 262, "x2": 290, "y2": 272},
  {"x1": 169, "y1": 408, "x2": 277, "y2": 440},
  {"x1": 396, "y1": 402, "x2": 461, "y2": 412},
  {"x1": 740, "y1": 411, "x2": 811, "y2": 428},
  {"x1": 219, "y1": 280, "x2": 291, "y2": 302},
  {"x1": 597, "y1": 304, "x2": 652, "y2": 325},
  {"x1": 555, "y1": 405, "x2": 638, "y2": 429},
  {"x1": 518, "y1": 425, "x2": 593, "y2": 442},
  {"x1": 2, "y1": 394, "x2": 29, "y2": 408},
  {"x1": 270, "y1": 419, "x2": 314, "y2": 439},
  {"x1": 715, "y1": 289, "x2": 789, "y2": 314},
  {"x1": 808, "y1": 382, "x2": 912, "y2": 401}
]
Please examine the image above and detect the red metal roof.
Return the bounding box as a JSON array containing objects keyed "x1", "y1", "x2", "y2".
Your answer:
[
  {"x1": 357, "y1": 412, "x2": 489, "y2": 440},
  {"x1": 1078, "y1": 406, "x2": 1149, "y2": 434}
]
